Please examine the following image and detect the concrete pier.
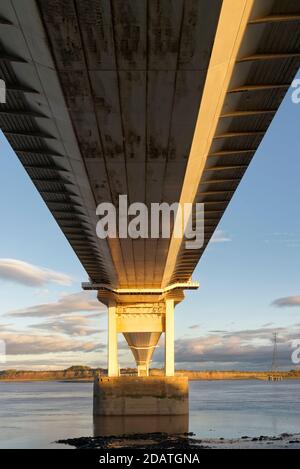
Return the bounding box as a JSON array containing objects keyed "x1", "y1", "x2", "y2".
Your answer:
[
  {"x1": 93, "y1": 415, "x2": 189, "y2": 436},
  {"x1": 93, "y1": 376, "x2": 189, "y2": 416}
]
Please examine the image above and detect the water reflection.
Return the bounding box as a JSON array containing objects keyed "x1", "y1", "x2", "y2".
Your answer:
[
  {"x1": 93, "y1": 414, "x2": 189, "y2": 437},
  {"x1": 1, "y1": 380, "x2": 300, "y2": 448}
]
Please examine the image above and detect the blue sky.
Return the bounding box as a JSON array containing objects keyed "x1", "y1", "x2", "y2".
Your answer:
[{"x1": 0, "y1": 77, "x2": 300, "y2": 371}]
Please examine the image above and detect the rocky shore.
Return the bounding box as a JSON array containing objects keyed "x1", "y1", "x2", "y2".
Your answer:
[{"x1": 57, "y1": 432, "x2": 300, "y2": 450}]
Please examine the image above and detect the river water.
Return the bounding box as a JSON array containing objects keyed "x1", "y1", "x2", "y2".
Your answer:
[{"x1": 0, "y1": 379, "x2": 299, "y2": 448}]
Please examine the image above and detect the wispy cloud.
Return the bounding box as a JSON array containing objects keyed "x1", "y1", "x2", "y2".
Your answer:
[
  {"x1": 264, "y1": 232, "x2": 300, "y2": 248},
  {"x1": 0, "y1": 259, "x2": 72, "y2": 287},
  {"x1": 0, "y1": 330, "x2": 103, "y2": 355},
  {"x1": 152, "y1": 324, "x2": 300, "y2": 370},
  {"x1": 29, "y1": 315, "x2": 100, "y2": 336},
  {"x1": 0, "y1": 355, "x2": 107, "y2": 371},
  {"x1": 7, "y1": 291, "x2": 106, "y2": 318},
  {"x1": 272, "y1": 295, "x2": 300, "y2": 308},
  {"x1": 210, "y1": 229, "x2": 231, "y2": 244}
]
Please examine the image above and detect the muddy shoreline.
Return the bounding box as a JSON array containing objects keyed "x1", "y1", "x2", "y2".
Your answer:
[{"x1": 57, "y1": 432, "x2": 300, "y2": 450}]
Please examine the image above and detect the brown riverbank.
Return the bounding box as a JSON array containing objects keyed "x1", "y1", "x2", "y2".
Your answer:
[
  {"x1": 57, "y1": 432, "x2": 300, "y2": 450},
  {"x1": 0, "y1": 366, "x2": 300, "y2": 382},
  {"x1": 0, "y1": 366, "x2": 97, "y2": 382},
  {"x1": 175, "y1": 370, "x2": 300, "y2": 380}
]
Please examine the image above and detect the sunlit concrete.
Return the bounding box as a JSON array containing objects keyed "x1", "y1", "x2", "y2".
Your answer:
[
  {"x1": 94, "y1": 376, "x2": 189, "y2": 416},
  {"x1": 117, "y1": 300, "x2": 172, "y2": 377},
  {"x1": 94, "y1": 284, "x2": 198, "y2": 377}
]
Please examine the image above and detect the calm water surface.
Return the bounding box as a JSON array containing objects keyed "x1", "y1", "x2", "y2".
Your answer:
[{"x1": 0, "y1": 380, "x2": 299, "y2": 448}]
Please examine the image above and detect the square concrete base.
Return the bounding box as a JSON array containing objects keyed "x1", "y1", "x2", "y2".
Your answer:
[
  {"x1": 93, "y1": 414, "x2": 189, "y2": 436},
  {"x1": 93, "y1": 375, "x2": 189, "y2": 416}
]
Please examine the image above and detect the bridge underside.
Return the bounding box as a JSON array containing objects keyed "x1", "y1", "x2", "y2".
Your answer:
[{"x1": 0, "y1": 0, "x2": 300, "y2": 376}]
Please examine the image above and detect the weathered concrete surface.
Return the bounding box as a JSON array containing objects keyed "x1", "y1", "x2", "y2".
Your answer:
[
  {"x1": 93, "y1": 375, "x2": 188, "y2": 416},
  {"x1": 93, "y1": 414, "x2": 189, "y2": 436}
]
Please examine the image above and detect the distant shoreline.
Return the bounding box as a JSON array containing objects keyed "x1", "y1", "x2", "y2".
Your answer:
[{"x1": 0, "y1": 367, "x2": 299, "y2": 382}]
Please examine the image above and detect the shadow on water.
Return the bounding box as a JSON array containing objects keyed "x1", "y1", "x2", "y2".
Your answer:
[{"x1": 93, "y1": 414, "x2": 189, "y2": 437}]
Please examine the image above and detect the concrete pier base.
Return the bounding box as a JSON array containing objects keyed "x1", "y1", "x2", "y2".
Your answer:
[
  {"x1": 93, "y1": 375, "x2": 189, "y2": 416},
  {"x1": 93, "y1": 415, "x2": 189, "y2": 436}
]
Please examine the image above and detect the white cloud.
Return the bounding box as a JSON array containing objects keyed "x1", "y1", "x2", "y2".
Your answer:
[
  {"x1": 0, "y1": 330, "x2": 102, "y2": 355},
  {"x1": 0, "y1": 258, "x2": 72, "y2": 287},
  {"x1": 210, "y1": 229, "x2": 231, "y2": 244},
  {"x1": 0, "y1": 353, "x2": 108, "y2": 370},
  {"x1": 152, "y1": 324, "x2": 300, "y2": 370},
  {"x1": 7, "y1": 291, "x2": 106, "y2": 318},
  {"x1": 29, "y1": 315, "x2": 100, "y2": 336},
  {"x1": 265, "y1": 232, "x2": 300, "y2": 248}
]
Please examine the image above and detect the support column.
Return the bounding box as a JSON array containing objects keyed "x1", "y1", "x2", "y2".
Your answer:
[
  {"x1": 108, "y1": 301, "x2": 118, "y2": 377},
  {"x1": 137, "y1": 364, "x2": 149, "y2": 377},
  {"x1": 165, "y1": 299, "x2": 174, "y2": 376}
]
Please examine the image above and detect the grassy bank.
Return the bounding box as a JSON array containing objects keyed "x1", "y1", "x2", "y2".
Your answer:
[{"x1": 0, "y1": 366, "x2": 300, "y2": 382}]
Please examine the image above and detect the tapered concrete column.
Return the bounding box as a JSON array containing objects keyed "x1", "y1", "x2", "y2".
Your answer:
[
  {"x1": 108, "y1": 301, "x2": 118, "y2": 377},
  {"x1": 137, "y1": 364, "x2": 149, "y2": 377},
  {"x1": 165, "y1": 299, "x2": 174, "y2": 376}
]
